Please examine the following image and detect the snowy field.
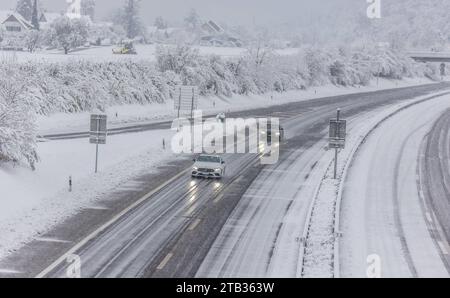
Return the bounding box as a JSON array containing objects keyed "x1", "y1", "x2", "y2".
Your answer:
[
  {"x1": 0, "y1": 128, "x2": 179, "y2": 258},
  {"x1": 0, "y1": 44, "x2": 300, "y2": 63}
]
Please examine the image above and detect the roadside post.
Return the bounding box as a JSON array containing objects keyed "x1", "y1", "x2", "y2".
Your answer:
[
  {"x1": 440, "y1": 63, "x2": 446, "y2": 80},
  {"x1": 329, "y1": 109, "x2": 347, "y2": 179},
  {"x1": 90, "y1": 114, "x2": 107, "y2": 173}
]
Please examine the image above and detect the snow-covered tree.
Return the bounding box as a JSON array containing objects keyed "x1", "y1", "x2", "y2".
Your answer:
[
  {"x1": 184, "y1": 9, "x2": 201, "y2": 31},
  {"x1": 81, "y1": 0, "x2": 96, "y2": 21},
  {"x1": 16, "y1": 0, "x2": 33, "y2": 21},
  {"x1": 0, "y1": 61, "x2": 38, "y2": 170},
  {"x1": 123, "y1": 0, "x2": 142, "y2": 39},
  {"x1": 154, "y1": 16, "x2": 168, "y2": 30},
  {"x1": 24, "y1": 29, "x2": 43, "y2": 52},
  {"x1": 156, "y1": 45, "x2": 200, "y2": 74},
  {"x1": 49, "y1": 16, "x2": 90, "y2": 54},
  {"x1": 31, "y1": 0, "x2": 39, "y2": 30},
  {"x1": 89, "y1": 23, "x2": 120, "y2": 45}
]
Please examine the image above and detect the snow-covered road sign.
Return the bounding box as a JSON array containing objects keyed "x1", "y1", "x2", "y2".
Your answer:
[
  {"x1": 329, "y1": 119, "x2": 346, "y2": 149},
  {"x1": 90, "y1": 114, "x2": 107, "y2": 144},
  {"x1": 330, "y1": 109, "x2": 346, "y2": 180},
  {"x1": 90, "y1": 114, "x2": 107, "y2": 173},
  {"x1": 175, "y1": 86, "x2": 199, "y2": 118}
]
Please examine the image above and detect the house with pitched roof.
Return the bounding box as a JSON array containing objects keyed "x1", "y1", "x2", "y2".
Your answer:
[
  {"x1": 1, "y1": 11, "x2": 34, "y2": 33},
  {"x1": 200, "y1": 20, "x2": 243, "y2": 47}
]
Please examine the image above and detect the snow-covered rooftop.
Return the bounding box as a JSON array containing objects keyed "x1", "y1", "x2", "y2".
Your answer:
[{"x1": 0, "y1": 10, "x2": 13, "y2": 24}]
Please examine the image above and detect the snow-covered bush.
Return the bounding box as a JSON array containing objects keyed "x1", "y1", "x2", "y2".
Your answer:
[
  {"x1": 2, "y1": 44, "x2": 433, "y2": 118},
  {"x1": 0, "y1": 61, "x2": 38, "y2": 169}
]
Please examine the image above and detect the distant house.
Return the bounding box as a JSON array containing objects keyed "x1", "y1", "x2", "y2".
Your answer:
[
  {"x1": 201, "y1": 20, "x2": 224, "y2": 35},
  {"x1": 0, "y1": 11, "x2": 35, "y2": 50},
  {"x1": 0, "y1": 10, "x2": 63, "y2": 32},
  {"x1": 1, "y1": 12, "x2": 34, "y2": 33},
  {"x1": 199, "y1": 20, "x2": 243, "y2": 48}
]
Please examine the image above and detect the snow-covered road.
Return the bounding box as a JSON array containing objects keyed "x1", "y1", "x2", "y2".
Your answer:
[
  {"x1": 197, "y1": 89, "x2": 450, "y2": 278},
  {"x1": 340, "y1": 94, "x2": 450, "y2": 278}
]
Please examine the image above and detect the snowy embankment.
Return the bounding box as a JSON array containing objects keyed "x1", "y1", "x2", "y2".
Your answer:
[
  {"x1": 299, "y1": 90, "x2": 450, "y2": 278},
  {"x1": 0, "y1": 128, "x2": 179, "y2": 259}
]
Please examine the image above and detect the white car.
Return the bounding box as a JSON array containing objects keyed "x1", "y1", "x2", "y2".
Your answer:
[{"x1": 192, "y1": 155, "x2": 226, "y2": 179}]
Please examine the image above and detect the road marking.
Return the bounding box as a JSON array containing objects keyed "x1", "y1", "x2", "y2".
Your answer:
[
  {"x1": 35, "y1": 168, "x2": 190, "y2": 278},
  {"x1": 437, "y1": 241, "x2": 449, "y2": 255},
  {"x1": 0, "y1": 269, "x2": 22, "y2": 274},
  {"x1": 35, "y1": 237, "x2": 71, "y2": 244},
  {"x1": 261, "y1": 169, "x2": 310, "y2": 175},
  {"x1": 244, "y1": 194, "x2": 293, "y2": 201},
  {"x1": 213, "y1": 193, "x2": 224, "y2": 204},
  {"x1": 157, "y1": 253, "x2": 174, "y2": 270},
  {"x1": 85, "y1": 205, "x2": 109, "y2": 210},
  {"x1": 116, "y1": 187, "x2": 141, "y2": 191},
  {"x1": 188, "y1": 219, "x2": 202, "y2": 231}
]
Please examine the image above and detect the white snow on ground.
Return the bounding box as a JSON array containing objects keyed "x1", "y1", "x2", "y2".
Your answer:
[
  {"x1": 37, "y1": 77, "x2": 433, "y2": 136},
  {"x1": 0, "y1": 45, "x2": 299, "y2": 64},
  {"x1": 340, "y1": 94, "x2": 450, "y2": 278},
  {"x1": 0, "y1": 128, "x2": 179, "y2": 258}
]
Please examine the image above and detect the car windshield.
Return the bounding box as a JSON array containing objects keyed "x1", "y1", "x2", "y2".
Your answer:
[{"x1": 197, "y1": 156, "x2": 221, "y2": 163}]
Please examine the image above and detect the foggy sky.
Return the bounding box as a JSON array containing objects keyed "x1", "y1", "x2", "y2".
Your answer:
[{"x1": 0, "y1": 0, "x2": 363, "y2": 26}]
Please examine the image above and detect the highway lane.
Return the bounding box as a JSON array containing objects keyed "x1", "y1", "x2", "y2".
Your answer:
[
  {"x1": 1, "y1": 83, "x2": 449, "y2": 278},
  {"x1": 339, "y1": 94, "x2": 450, "y2": 278},
  {"x1": 420, "y1": 110, "x2": 450, "y2": 265}
]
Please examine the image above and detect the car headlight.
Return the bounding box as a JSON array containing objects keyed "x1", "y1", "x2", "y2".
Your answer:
[
  {"x1": 193, "y1": 167, "x2": 198, "y2": 170},
  {"x1": 215, "y1": 168, "x2": 222, "y2": 172}
]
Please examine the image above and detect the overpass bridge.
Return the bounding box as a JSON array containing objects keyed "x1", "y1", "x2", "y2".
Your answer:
[{"x1": 407, "y1": 52, "x2": 450, "y2": 63}]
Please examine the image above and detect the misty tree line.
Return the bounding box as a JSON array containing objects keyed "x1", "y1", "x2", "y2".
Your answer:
[{"x1": 0, "y1": 44, "x2": 441, "y2": 169}]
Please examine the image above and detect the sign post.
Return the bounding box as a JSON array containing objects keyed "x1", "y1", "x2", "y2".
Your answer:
[
  {"x1": 90, "y1": 114, "x2": 107, "y2": 173},
  {"x1": 329, "y1": 109, "x2": 347, "y2": 179}
]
